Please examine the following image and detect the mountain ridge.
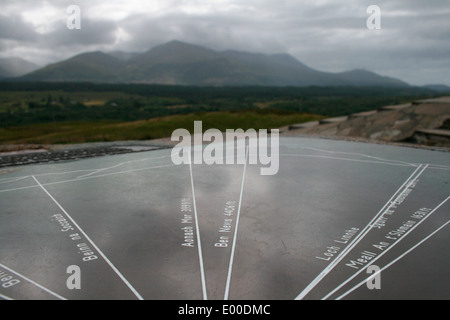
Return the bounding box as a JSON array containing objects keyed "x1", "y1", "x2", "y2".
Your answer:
[
  {"x1": 0, "y1": 57, "x2": 40, "y2": 79},
  {"x1": 15, "y1": 40, "x2": 410, "y2": 87}
]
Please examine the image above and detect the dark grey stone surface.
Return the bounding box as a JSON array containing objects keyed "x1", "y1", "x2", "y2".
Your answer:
[{"x1": 0, "y1": 137, "x2": 448, "y2": 300}]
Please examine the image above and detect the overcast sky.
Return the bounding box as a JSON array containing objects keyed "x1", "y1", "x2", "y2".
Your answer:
[{"x1": 1, "y1": 0, "x2": 449, "y2": 85}]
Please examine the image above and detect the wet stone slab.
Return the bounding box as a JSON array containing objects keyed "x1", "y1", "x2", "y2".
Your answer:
[{"x1": 0, "y1": 137, "x2": 448, "y2": 300}]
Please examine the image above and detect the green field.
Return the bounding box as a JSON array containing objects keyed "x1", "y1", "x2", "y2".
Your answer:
[
  {"x1": 0, "y1": 111, "x2": 323, "y2": 145},
  {"x1": 0, "y1": 82, "x2": 438, "y2": 145}
]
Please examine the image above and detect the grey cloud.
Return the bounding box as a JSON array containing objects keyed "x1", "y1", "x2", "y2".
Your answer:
[
  {"x1": 118, "y1": 11, "x2": 278, "y2": 53},
  {"x1": 384, "y1": 0, "x2": 450, "y2": 12},
  {"x1": 42, "y1": 18, "x2": 119, "y2": 47},
  {"x1": 0, "y1": 14, "x2": 38, "y2": 42},
  {"x1": 0, "y1": 0, "x2": 449, "y2": 85}
]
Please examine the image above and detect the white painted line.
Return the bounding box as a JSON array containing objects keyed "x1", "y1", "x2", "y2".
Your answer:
[
  {"x1": 31, "y1": 175, "x2": 144, "y2": 300},
  {"x1": 0, "y1": 169, "x2": 96, "y2": 183},
  {"x1": 0, "y1": 176, "x2": 30, "y2": 184},
  {"x1": 66, "y1": 164, "x2": 175, "y2": 183},
  {"x1": 188, "y1": 152, "x2": 208, "y2": 301},
  {"x1": 123, "y1": 154, "x2": 172, "y2": 163},
  {"x1": 224, "y1": 146, "x2": 249, "y2": 300},
  {"x1": 76, "y1": 155, "x2": 172, "y2": 179},
  {"x1": 0, "y1": 293, "x2": 13, "y2": 300},
  {"x1": 28, "y1": 169, "x2": 94, "y2": 177},
  {"x1": 284, "y1": 142, "x2": 450, "y2": 171},
  {"x1": 0, "y1": 155, "x2": 172, "y2": 189},
  {"x1": 76, "y1": 162, "x2": 125, "y2": 179},
  {"x1": 0, "y1": 153, "x2": 414, "y2": 194},
  {"x1": 0, "y1": 163, "x2": 176, "y2": 194},
  {"x1": 336, "y1": 219, "x2": 450, "y2": 300},
  {"x1": 0, "y1": 155, "x2": 172, "y2": 183},
  {"x1": 323, "y1": 195, "x2": 450, "y2": 300},
  {"x1": 427, "y1": 163, "x2": 450, "y2": 169},
  {"x1": 428, "y1": 165, "x2": 450, "y2": 171},
  {"x1": 295, "y1": 164, "x2": 428, "y2": 300},
  {"x1": 0, "y1": 263, "x2": 67, "y2": 300},
  {"x1": 281, "y1": 153, "x2": 416, "y2": 168},
  {"x1": 285, "y1": 144, "x2": 417, "y2": 167}
]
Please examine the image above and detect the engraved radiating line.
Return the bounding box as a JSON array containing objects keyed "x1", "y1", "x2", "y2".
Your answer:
[
  {"x1": 4, "y1": 147, "x2": 444, "y2": 195},
  {"x1": 292, "y1": 146, "x2": 417, "y2": 167},
  {"x1": 0, "y1": 176, "x2": 30, "y2": 184},
  {"x1": 295, "y1": 163, "x2": 428, "y2": 300},
  {"x1": 336, "y1": 219, "x2": 450, "y2": 300},
  {"x1": 0, "y1": 263, "x2": 67, "y2": 300},
  {"x1": 75, "y1": 154, "x2": 172, "y2": 179},
  {"x1": 224, "y1": 146, "x2": 249, "y2": 300},
  {"x1": 32, "y1": 175, "x2": 144, "y2": 300},
  {"x1": 0, "y1": 293, "x2": 13, "y2": 300},
  {"x1": 280, "y1": 154, "x2": 415, "y2": 168},
  {"x1": 325, "y1": 196, "x2": 450, "y2": 300},
  {"x1": 0, "y1": 155, "x2": 173, "y2": 183},
  {"x1": 76, "y1": 162, "x2": 125, "y2": 179},
  {"x1": 0, "y1": 164, "x2": 176, "y2": 194},
  {"x1": 281, "y1": 144, "x2": 450, "y2": 170},
  {"x1": 188, "y1": 153, "x2": 208, "y2": 300}
]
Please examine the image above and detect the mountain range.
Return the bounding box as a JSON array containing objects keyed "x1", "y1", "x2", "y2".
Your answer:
[
  {"x1": 0, "y1": 57, "x2": 40, "y2": 79},
  {"x1": 0, "y1": 40, "x2": 420, "y2": 87}
]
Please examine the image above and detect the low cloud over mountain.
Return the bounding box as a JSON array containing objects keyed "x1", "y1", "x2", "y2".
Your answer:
[{"x1": 19, "y1": 40, "x2": 409, "y2": 87}]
